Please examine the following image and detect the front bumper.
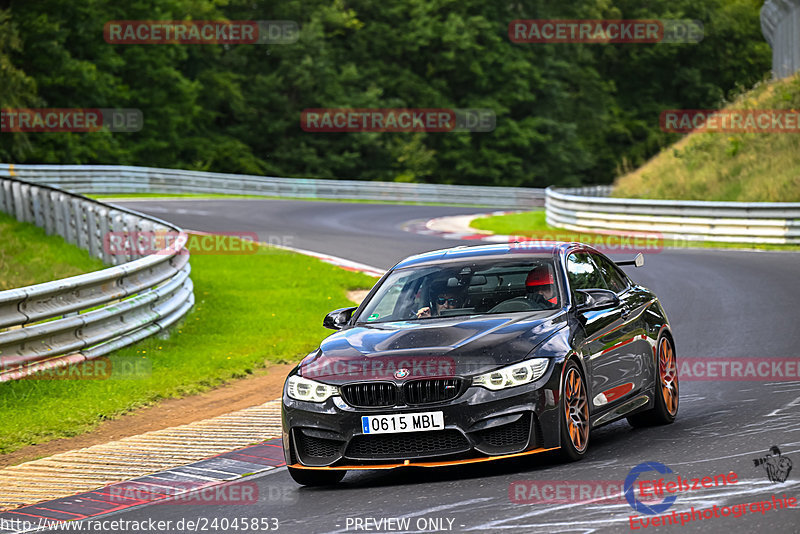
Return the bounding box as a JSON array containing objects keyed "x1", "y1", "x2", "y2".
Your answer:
[{"x1": 281, "y1": 374, "x2": 562, "y2": 470}]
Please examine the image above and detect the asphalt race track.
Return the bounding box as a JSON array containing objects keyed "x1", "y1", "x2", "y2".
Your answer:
[{"x1": 76, "y1": 199, "x2": 800, "y2": 533}]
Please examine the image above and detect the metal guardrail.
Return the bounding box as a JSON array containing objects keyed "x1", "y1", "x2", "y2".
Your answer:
[
  {"x1": 546, "y1": 186, "x2": 800, "y2": 245},
  {"x1": 0, "y1": 177, "x2": 194, "y2": 382},
  {"x1": 761, "y1": 0, "x2": 800, "y2": 79},
  {"x1": 0, "y1": 164, "x2": 545, "y2": 208}
]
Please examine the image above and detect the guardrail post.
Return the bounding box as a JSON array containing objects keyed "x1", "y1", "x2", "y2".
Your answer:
[
  {"x1": 136, "y1": 219, "x2": 154, "y2": 260},
  {"x1": 11, "y1": 181, "x2": 24, "y2": 222},
  {"x1": 97, "y1": 206, "x2": 113, "y2": 264},
  {"x1": 53, "y1": 192, "x2": 67, "y2": 237},
  {"x1": 109, "y1": 209, "x2": 128, "y2": 265},
  {"x1": 122, "y1": 213, "x2": 140, "y2": 262},
  {"x1": 62, "y1": 194, "x2": 77, "y2": 245},
  {"x1": 42, "y1": 190, "x2": 56, "y2": 235},
  {"x1": 75, "y1": 198, "x2": 90, "y2": 251},
  {"x1": 0, "y1": 180, "x2": 11, "y2": 215},
  {"x1": 85, "y1": 204, "x2": 102, "y2": 260},
  {"x1": 31, "y1": 187, "x2": 45, "y2": 228}
]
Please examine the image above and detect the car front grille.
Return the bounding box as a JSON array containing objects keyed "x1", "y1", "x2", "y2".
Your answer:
[
  {"x1": 474, "y1": 414, "x2": 531, "y2": 448},
  {"x1": 404, "y1": 378, "x2": 463, "y2": 405},
  {"x1": 340, "y1": 382, "x2": 398, "y2": 407},
  {"x1": 345, "y1": 430, "x2": 470, "y2": 460},
  {"x1": 340, "y1": 379, "x2": 464, "y2": 407}
]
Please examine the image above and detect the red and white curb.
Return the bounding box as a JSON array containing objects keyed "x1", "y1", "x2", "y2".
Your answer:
[
  {"x1": 0, "y1": 438, "x2": 286, "y2": 533},
  {"x1": 402, "y1": 211, "x2": 524, "y2": 243}
]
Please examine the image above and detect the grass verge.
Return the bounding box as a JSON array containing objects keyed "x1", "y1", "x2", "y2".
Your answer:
[
  {"x1": 470, "y1": 210, "x2": 799, "y2": 251},
  {"x1": 613, "y1": 72, "x2": 800, "y2": 202},
  {"x1": 0, "y1": 242, "x2": 375, "y2": 454},
  {"x1": 0, "y1": 212, "x2": 105, "y2": 290}
]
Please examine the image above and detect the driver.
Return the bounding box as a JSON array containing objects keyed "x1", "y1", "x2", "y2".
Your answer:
[
  {"x1": 416, "y1": 285, "x2": 464, "y2": 318},
  {"x1": 526, "y1": 265, "x2": 558, "y2": 307}
]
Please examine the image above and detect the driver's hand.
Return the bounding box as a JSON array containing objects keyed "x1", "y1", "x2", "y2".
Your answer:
[{"x1": 416, "y1": 307, "x2": 431, "y2": 318}]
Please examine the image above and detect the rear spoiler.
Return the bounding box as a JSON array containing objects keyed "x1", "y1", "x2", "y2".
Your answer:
[{"x1": 615, "y1": 252, "x2": 645, "y2": 268}]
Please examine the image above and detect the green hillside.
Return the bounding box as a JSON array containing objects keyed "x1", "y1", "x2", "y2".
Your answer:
[{"x1": 613, "y1": 72, "x2": 800, "y2": 202}]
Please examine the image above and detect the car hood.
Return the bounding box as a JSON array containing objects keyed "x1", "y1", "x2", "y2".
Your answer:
[{"x1": 299, "y1": 311, "x2": 567, "y2": 384}]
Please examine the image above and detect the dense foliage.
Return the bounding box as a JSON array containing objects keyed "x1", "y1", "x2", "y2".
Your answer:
[{"x1": 0, "y1": 0, "x2": 771, "y2": 187}]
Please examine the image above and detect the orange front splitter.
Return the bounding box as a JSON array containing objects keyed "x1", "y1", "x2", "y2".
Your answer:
[{"x1": 289, "y1": 446, "x2": 560, "y2": 470}]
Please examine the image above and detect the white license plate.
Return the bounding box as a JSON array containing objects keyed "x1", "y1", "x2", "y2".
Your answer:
[{"x1": 361, "y1": 412, "x2": 444, "y2": 435}]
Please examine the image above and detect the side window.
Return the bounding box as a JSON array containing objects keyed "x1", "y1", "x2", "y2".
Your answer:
[
  {"x1": 566, "y1": 252, "x2": 606, "y2": 291},
  {"x1": 592, "y1": 254, "x2": 629, "y2": 294}
]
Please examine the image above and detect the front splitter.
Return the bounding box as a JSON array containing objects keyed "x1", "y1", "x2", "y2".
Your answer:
[{"x1": 288, "y1": 446, "x2": 560, "y2": 470}]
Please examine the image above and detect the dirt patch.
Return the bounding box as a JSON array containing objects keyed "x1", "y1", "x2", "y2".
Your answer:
[
  {"x1": 0, "y1": 362, "x2": 295, "y2": 468},
  {"x1": 347, "y1": 289, "x2": 370, "y2": 305}
]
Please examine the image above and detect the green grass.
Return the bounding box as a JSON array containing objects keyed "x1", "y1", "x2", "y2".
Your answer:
[
  {"x1": 0, "y1": 212, "x2": 105, "y2": 290},
  {"x1": 0, "y1": 243, "x2": 375, "y2": 454},
  {"x1": 613, "y1": 72, "x2": 800, "y2": 202},
  {"x1": 470, "y1": 210, "x2": 798, "y2": 251}
]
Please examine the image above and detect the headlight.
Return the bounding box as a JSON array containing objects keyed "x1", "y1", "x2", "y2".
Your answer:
[
  {"x1": 472, "y1": 358, "x2": 549, "y2": 390},
  {"x1": 286, "y1": 375, "x2": 339, "y2": 402}
]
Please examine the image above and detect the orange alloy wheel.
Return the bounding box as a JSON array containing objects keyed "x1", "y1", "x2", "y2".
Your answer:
[
  {"x1": 564, "y1": 367, "x2": 589, "y2": 452},
  {"x1": 659, "y1": 337, "x2": 678, "y2": 416}
]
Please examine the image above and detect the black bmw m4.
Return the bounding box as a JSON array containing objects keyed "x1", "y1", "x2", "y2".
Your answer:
[{"x1": 282, "y1": 243, "x2": 678, "y2": 486}]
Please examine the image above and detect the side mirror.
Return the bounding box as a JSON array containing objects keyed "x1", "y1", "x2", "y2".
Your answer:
[
  {"x1": 575, "y1": 289, "x2": 620, "y2": 312},
  {"x1": 323, "y1": 307, "x2": 356, "y2": 330}
]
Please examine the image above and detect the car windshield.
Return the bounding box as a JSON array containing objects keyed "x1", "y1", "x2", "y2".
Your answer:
[{"x1": 357, "y1": 257, "x2": 562, "y2": 323}]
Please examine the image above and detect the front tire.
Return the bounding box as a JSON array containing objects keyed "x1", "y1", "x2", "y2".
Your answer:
[
  {"x1": 627, "y1": 335, "x2": 679, "y2": 427},
  {"x1": 287, "y1": 466, "x2": 346, "y2": 486},
  {"x1": 557, "y1": 360, "x2": 590, "y2": 461}
]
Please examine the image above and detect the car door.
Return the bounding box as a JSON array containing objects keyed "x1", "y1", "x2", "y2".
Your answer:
[
  {"x1": 566, "y1": 250, "x2": 636, "y2": 416},
  {"x1": 592, "y1": 253, "x2": 657, "y2": 402}
]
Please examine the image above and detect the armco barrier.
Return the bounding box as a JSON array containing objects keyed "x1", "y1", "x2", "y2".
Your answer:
[
  {"x1": 0, "y1": 176, "x2": 194, "y2": 382},
  {"x1": 0, "y1": 164, "x2": 545, "y2": 208},
  {"x1": 546, "y1": 186, "x2": 800, "y2": 245}
]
